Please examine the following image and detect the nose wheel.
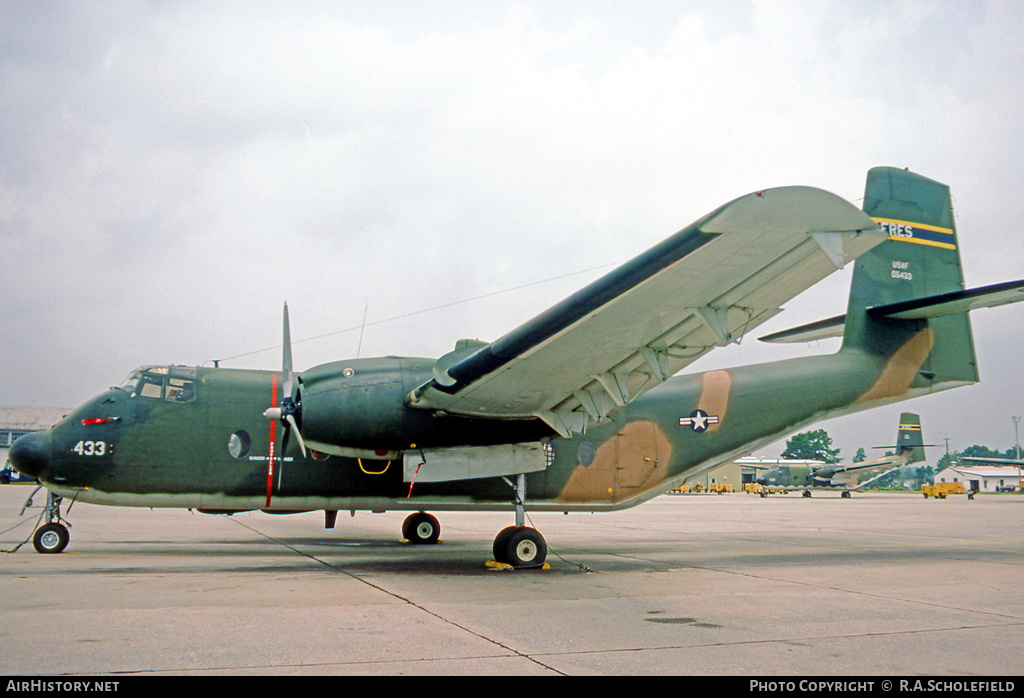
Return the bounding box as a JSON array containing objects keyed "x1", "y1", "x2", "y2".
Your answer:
[
  {"x1": 34, "y1": 522, "x2": 69, "y2": 554},
  {"x1": 402, "y1": 512, "x2": 441, "y2": 545},
  {"x1": 31, "y1": 490, "x2": 70, "y2": 554}
]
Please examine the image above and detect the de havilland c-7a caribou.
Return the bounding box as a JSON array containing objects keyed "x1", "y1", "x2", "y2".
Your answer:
[
  {"x1": 752, "y1": 412, "x2": 929, "y2": 497},
  {"x1": 10, "y1": 166, "x2": 1024, "y2": 567}
]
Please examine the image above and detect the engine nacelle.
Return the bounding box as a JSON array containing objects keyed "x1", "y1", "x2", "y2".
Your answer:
[{"x1": 298, "y1": 358, "x2": 432, "y2": 455}]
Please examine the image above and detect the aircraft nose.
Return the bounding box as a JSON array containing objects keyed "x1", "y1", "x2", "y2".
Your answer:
[{"x1": 8, "y1": 430, "x2": 51, "y2": 479}]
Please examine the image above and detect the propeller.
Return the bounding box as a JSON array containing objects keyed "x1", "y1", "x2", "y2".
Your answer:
[
  {"x1": 264, "y1": 303, "x2": 307, "y2": 456},
  {"x1": 262, "y1": 303, "x2": 307, "y2": 507}
]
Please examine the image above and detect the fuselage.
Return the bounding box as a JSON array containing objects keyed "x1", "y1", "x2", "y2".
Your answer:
[{"x1": 9, "y1": 337, "x2": 956, "y2": 516}]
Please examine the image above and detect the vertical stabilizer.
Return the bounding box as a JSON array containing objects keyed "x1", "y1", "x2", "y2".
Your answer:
[
  {"x1": 843, "y1": 167, "x2": 979, "y2": 387},
  {"x1": 896, "y1": 412, "x2": 926, "y2": 464}
]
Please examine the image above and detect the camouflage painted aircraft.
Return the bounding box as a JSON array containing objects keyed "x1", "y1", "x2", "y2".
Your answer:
[
  {"x1": 10, "y1": 167, "x2": 1024, "y2": 566},
  {"x1": 754, "y1": 412, "x2": 927, "y2": 497}
]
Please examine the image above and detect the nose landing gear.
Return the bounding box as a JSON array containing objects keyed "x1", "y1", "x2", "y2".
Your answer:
[{"x1": 27, "y1": 489, "x2": 70, "y2": 554}]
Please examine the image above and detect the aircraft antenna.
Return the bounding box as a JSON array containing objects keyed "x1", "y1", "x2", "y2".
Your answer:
[{"x1": 356, "y1": 304, "x2": 368, "y2": 359}]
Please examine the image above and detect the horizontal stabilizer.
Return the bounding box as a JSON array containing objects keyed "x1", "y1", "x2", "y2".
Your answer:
[
  {"x1": 868, "y1": 278, "x2": 1024, "y2": 320},
  {"x1": 759, "y1": 279, "x2": 1024, "y2": 344},
  {"x1": 758, "y1": 314, "x2": 845, "y2": 344}
]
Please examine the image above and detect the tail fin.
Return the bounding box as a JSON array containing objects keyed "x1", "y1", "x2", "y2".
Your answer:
[
  {"x1": 843, "y1": 167, "x2": 979, "y2": 387},
  {"x1": 758, "y1": 167, "x2": 1024, "y2": 362},
  {"x1": 895, "y1": 412, "x2": 925, "y2": 465}
]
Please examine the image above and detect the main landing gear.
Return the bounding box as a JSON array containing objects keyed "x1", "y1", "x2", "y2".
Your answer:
[
  {"x1": 26, "y1": 489, "x2": 70, "y2": 554},
  {"x1": 492, "y1": 473, "x2": 547, "y2": 568},
  {"x1": 401, "y1": 474, "x2": 548, "y2": 569}
]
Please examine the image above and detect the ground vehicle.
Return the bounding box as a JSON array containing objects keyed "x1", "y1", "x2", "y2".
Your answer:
[
  {"x1": 0, "y1": 462, "x2": 36, "y2": 484},
  {"x1": 922, "y1": 482, "x2": 966, "y2": 499}
]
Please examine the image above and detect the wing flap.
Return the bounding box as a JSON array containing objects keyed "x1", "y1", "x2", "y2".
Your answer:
[{"x1": 409, "y1": 186, "x2": 884, "y2": 435}]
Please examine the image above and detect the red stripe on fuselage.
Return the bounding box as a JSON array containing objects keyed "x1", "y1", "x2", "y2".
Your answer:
[{"x1": 266, "y1": 373, "x2": 278, "y2": 508}]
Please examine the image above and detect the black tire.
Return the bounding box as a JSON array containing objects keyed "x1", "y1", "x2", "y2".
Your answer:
[
  {"x1": 403, "y1": 512, "x2": 440, "y2": 545},
  {"x1": 33, "y1": 523, "x2": 69, "y2": 554},
  {"x1": 502, "y1": 527, "x2": 547, "y2": 568},
  {"x1": 492, "y1": 526, "x2": 518, "y2": 563}
]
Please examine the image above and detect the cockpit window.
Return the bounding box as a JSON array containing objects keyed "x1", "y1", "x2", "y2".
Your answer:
[
  {"x1": 167, "y1": 377, "x2": 195, "y2": 403},
  {"x1": 120, "y1": 371, "x2": 142, "y2": 392},
  {"x1": 138, "y1": 375, "x2": 164, "y2": 399},
  {"x1": 125, "y1": 366, "x2": 196, "y2": 403}
]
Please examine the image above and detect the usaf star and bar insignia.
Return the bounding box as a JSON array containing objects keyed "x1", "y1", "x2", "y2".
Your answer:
[{"x1": 679, "y1": 409, "x2": 720, "y2": 433}]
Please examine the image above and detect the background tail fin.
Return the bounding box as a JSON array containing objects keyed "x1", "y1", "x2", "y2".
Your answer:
[
  {"x1": 896, "y1": 412, "x2": 926, "y2": 464},
  {"x1": 843, "y1": 167, "x2": 979, "y2": 386}
]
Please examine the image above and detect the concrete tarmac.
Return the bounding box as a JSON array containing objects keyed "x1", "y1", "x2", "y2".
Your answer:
[{"x1": 2, "y1": 484, "x2": 1023, "y2": 676}]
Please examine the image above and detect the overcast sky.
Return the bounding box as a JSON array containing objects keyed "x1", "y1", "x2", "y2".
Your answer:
[{"x1": 3, "y1": 0, "x2": 1024, "y2": 462}]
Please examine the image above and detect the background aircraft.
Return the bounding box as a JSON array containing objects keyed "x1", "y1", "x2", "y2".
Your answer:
[
  {"x1": 10, "y1": 167, "x2": 1024, "y2": 566},
  {"x1": 754, "y1": 413, "x2": 926, "y2": 497}
]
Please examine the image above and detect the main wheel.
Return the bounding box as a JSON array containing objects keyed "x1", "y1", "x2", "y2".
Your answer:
[
  {"x1": 402, "y1": 512, "x2": 440, "y2": 545},
  {"x1": 492, "y1": 526, "x2": 518, "y2": 563},
  {"x1": 500, "y1": 527, "x2": 547, "y2": 568},
  {"x1": 33, "y1": 523, "x2": 69, "y2": 554}
]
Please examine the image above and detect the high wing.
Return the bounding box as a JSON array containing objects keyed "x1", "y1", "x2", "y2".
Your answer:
[
  {"x1": 837, "y1": 465, "x2": 903, "y2": 490},
  {"x1": 408, "y1": 186, "x2": 885, "y2": 436},
  {"x1": 833, "y1": 455, "x2": 903, "y2": 474}
]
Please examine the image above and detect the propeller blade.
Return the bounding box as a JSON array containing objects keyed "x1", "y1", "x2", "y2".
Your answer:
[
  {"x1": 285, "y1": 413, "x2": 307, "y2": 457},
  {"x1": 282, "y1": 302, "x2": 293, "y2": 397},
  {"x1": 265, "y1": 303, "x2": 307, "y2": 465}
]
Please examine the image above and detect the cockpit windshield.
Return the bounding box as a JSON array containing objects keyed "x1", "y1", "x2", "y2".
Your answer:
[{"x1": 121, "y1": 366, "x2": 197, "y2": 403}]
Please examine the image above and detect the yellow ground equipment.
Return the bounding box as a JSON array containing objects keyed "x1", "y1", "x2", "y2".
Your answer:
[{"x1": 922, "y1": 482, "x2": 966, "y2": 499}]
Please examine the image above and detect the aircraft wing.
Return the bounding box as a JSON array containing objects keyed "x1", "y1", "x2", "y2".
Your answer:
[
  {"x1": 834, "y1": 456, "x2": 902, "y2": 474},
  {"x1": 841, "y1": 465, "x2": 903, "y2": 490},
  {"x1": 824, "y1": 455, "x2": 904, "y2": 488},
  {"x1": 409, "y1": 186, "x2": 884, "y2": 436}
]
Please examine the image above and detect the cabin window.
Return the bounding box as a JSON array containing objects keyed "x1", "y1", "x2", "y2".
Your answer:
[
  {"x1": 228, "y1": 431, "x2": 251, "y2": 459},
  {"x1": 577, "y1": 441, "x2": 596, "y2": 467}
]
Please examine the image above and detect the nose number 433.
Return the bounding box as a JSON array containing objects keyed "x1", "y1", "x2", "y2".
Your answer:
[{"x1": 73, "y1": 440, "x2": 111, "y2": 456}]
